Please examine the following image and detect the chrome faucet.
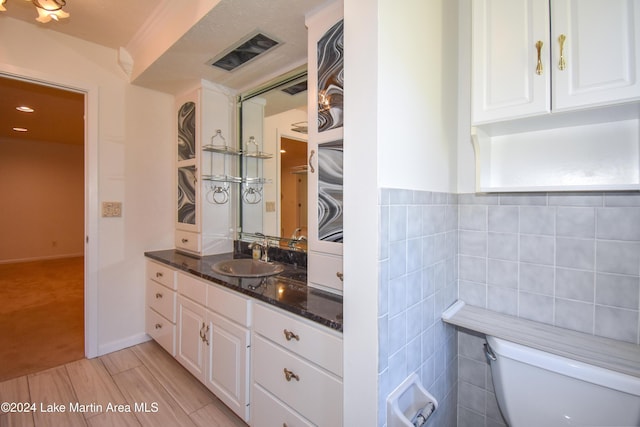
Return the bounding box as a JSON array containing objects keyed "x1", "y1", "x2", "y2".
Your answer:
[{"x1": 288, "y1": 228, "x2": 307, "y2": 249}]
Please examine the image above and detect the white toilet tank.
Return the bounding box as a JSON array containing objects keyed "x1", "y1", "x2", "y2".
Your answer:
[{"x1": 485, "y1": 335, "x2": 640, "y2": 427}]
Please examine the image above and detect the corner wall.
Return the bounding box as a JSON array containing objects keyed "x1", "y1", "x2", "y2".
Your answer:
[
  {"x1": 0, "y1": 17, "x2": 175, "y2": 355},
  {"x1": 378, "y1": 188, "x2": 459, "y2": 427}
]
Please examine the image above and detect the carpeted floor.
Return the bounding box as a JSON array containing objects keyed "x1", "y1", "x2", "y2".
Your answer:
[{"x1": 0, "y1": 257, "x2": 84, "y2": 382}]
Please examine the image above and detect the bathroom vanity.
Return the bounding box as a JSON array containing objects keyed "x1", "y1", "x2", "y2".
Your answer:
[{"x1": 144, "y1": 249, "x2": 343, "y2": 426}]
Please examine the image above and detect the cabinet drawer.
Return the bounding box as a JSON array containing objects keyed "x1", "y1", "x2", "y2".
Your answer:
[
  {"x1": 175, "y1": 230, "x2": 200, "y2": 253},
  {"x1": 206, "y1": 284, "x2": 251, "y2": 327},
  {"x1": 253, "y1": 335, "x2": 343, "y2": 427},
  {"x1": 251, "y1": 384, "x2": 314, "y2": 427},
  {"x1": 308, "y1": 251, "x2": 343, "y2": 292},
  {"x1": 146, "y1": 260, "x2": 176, "y2": 290},
  {"x1": 147, "y1": 280, "x2": 176, "y2": 322},
  {"x1": 178, "y1": 272, "x2": 207, "y2": 303},
  {"x1": 254, "y1": 303, "x2": 343, "y2": 376},
  {"x1": 146, "y1": 307, "x2": 175, "y2": 356}
]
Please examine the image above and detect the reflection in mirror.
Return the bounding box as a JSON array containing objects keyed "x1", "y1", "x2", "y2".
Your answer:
[{"x1": 239, "y1": 68, "x2": 308, "y2": 246}]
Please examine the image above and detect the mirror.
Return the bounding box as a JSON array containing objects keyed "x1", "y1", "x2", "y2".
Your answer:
[{"x1": 239, "y1": 68, "x2": 309, "y2": 248}]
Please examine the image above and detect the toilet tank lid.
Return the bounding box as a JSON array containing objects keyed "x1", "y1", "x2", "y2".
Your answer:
[{"x1": 487, "y1": 336, "x2": 640, "y2": 397}]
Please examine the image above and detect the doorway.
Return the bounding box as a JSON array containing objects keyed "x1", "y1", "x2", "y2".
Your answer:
[{"x1": 0, "y1": 76, "x2": 86, "y2": 380}]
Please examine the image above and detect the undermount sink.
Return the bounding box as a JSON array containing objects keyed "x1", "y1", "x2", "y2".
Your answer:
[{"x1": 212, "y1": 259, "x2": 284, "y2": 278}]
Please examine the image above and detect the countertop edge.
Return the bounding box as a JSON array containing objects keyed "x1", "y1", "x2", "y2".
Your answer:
[{"x1": 442, "y1": 301, "x2": 640, "y2": 379}]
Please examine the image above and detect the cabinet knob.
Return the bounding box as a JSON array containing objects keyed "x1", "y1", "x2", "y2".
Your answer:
[
  {"x1": 336, "y1": 271, "x2": 344, "y2": 282},
  {"x1": 155, "y1": 292, "x2": 163, "y2": 299},
  {"x1": 181, "y1": 238, "x2": 189, "y2": 244},
  {"x1": 283, "y1": 329, "x2": 300, "y2": 341},
  {"x1": 154, "y1": 323, "x2": 162, "y2": 329},
  {"x1": 199, "y1": 322, "x2": 210, "y2": 345},
  {"x1": 156, "y1": 272, "x2": 163, "y2": 278},
  {"x1": 283, "y1": 368, "x2": 300, "y2": 382}
]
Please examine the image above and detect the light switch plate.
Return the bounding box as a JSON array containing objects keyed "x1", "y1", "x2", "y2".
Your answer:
[
  {"x1": 102, "y1": 201, "x2": 122, "y2": 217},
  {"x1": 265, "y1": 201, "x2": 276, "y2": 212}
]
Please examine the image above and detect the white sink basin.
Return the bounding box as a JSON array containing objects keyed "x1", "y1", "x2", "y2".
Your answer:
[{"x1": 212, "y1": 259, "x2": 284, "y2": 278}]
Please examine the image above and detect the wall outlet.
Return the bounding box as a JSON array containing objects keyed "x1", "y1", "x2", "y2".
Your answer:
[{"x1": 102, "y1": 201, "x2": 122, "y2": 217}]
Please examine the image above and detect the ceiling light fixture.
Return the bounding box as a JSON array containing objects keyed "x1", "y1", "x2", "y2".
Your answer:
[
  {"x1": 13, "y1": 127, "x2": 28, "y2": 132},
  {"x1": 0, "y1": 0, "x2": 70, "y2": 24},
  {"x1": 16, "y1": 106, "x2": 34, "y2": 113}
]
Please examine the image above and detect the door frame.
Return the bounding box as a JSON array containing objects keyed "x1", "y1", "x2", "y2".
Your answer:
[{"x1": 0, "y1": 63, "x2": 99, "y2": 358}]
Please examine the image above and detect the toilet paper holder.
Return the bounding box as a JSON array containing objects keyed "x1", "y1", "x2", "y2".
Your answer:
[{"x1": 387, "y1": 373, "x2": 438, "y2": 427}]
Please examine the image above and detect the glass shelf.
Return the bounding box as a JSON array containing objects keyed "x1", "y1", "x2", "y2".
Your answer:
[
  {"x1": 201, "y1": 174, "x2": 243, "y2": 183},
  {"x1": 202, "y1": 144, "x2": 241, "y2": 155},
  {"x1": 242, "y1": 151, "x2": 273, "y2": 159}
]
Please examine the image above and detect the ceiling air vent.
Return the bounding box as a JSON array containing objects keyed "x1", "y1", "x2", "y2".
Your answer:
[{"x1": 209, "y1": 32, "x2": 280, "y2": 72}]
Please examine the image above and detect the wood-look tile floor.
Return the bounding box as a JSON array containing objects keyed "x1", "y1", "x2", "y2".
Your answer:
[{"x1": 0, "y1": 340, "x2": 247, "y2": 427}]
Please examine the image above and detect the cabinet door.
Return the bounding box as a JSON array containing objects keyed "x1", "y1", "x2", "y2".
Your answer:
[
  {"x1": 552, "y1": 0, "x2": 640, "y2": 110},
  {"x1": 176, "y1": 296, "x2": 206, "y2": 381},
  {"x1": 471, "y1": 0, "x2": 550, "y2": 124},
  {"x1": 307, "y1": 139, "x2": 344, "y2": 256},
  {"x1": 204, "y1": 311, "x2": 250, "y2": 422}
]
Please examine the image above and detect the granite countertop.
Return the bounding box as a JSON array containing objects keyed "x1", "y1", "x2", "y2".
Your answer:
[{"x1": 145, "y1": 249, "x2": 343, "y2": 332}]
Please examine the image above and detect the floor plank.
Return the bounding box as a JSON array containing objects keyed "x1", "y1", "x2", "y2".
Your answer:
[
  {"x1": 0, "y1": 376, "x2": 35, "y2": 427},
  {"x1": 132, "y1": 341, "x2": 214, "y2": 415},
  {"x1": 112, "y1": 366, "x2": 196, "y2": 427},
  {"x1": 99, "y1": 348, "x2": 141, "y2": 376},
  {"x1": 3, "y1": 341, "x2": 243, "y2": 427},
  {"x1": 86, "y1": 411, "x2": 141, "y2": 427},
  {"x1": 65, "y1": 358, "x2": 128, "y2": 420},
  {"x1": 190, "y1": 402, "x2": 247, "y2": 427},
  {"x1": 27, "y1": 366, "x2": 87, "y2": 427}
]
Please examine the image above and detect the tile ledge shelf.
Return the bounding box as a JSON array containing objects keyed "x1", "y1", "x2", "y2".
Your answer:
[{"x1": 442, "y1": 301, "x2": 640, "y2": 379}]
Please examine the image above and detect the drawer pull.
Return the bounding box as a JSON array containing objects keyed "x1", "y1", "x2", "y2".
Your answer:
[
  {"x1": 155, "y1": 292, "x2": 163, "y2": 299},
  {"x1": 181, "y1": 238, "x2": 189, "y2": 243},
  {"x1": 154, "y1": 323, "x2": 162, "y2": 329},
  {"x1": 336, "y1": 271, "x2": 344, "y2": 281},
  {"x1": 283, "y1": 368, "x2": 299, "y2": 382},
  {"x1": 283, "y1": 329, "x2": 299, "y2": 341},
  {"x1": 156, "y1": 272, "x2": 164, "y2": 278}
]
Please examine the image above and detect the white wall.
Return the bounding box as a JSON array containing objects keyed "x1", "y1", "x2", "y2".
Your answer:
[
  {"x1": 378, "y1": 0, "x2": 459, "y2": 193},
  {"x1": 0, "y1": 139, "x2": 84, "y2": 262},
  {"x1": 0, "y1": 17, "x2": 174, "y2": 355}
]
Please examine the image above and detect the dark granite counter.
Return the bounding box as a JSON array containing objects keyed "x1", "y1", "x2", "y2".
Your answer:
[{"x1": 145, "y1": 250, "x2": 343, "y2": 332}]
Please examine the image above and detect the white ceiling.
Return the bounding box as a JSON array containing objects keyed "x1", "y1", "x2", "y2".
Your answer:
[{"x1": 0, "y1": 0, "x2": 323, "y2": 143}]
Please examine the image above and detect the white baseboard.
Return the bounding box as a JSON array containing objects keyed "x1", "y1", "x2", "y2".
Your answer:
[{"x1": 96, "y1": 333, "x2": 152, "y2": 357}]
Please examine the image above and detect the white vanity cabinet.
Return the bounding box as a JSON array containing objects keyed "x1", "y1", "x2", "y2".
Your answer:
[
  {"x1": 470, "y1": 0, "x2": 640, "y2": 192},
  {"x1": 306, "y1": 0, "x2": 344, "y2": 294},
  {"x1": 145, "y1": 261, "x2": 177, "y2": 356},
  {"x1": 251, "y1": 303, "x2": 343, "y2": 427},
  {"x1": 472, "y1": 0, "x2": 640, "y2": 124},
  {"x1": 175, "y1": 272, "x2": 251, "y2": 422},
  {"x1": 175, "y1": 81, "x2": 235, "y2": 256}
]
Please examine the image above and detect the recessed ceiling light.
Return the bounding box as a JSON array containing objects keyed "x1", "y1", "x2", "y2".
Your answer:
[
  {"x1": 13, "y1": 127, "x2": 28, "y2": 132},
  {"x1": 280, "y1": 149, "x2": 286, "y2": 153},
  {"x1": 16, "y1": 106, "x2": 34, "y2": 113}
]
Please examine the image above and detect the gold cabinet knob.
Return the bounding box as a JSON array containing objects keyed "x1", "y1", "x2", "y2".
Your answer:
[
  {"x1": 283, "y1": 329, "x2": 300, "y2": 341},
  {"x1": 283, "y1": 368, "x2": 300, "y2": 382}
]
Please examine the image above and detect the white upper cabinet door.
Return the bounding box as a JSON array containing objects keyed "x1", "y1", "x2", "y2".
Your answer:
[
  {"x1": 472, "y1": 0, "x2": 550, "y2": 124},
  {"x1": 552, "y1": 0, "x2": 640, "y2": 110}
]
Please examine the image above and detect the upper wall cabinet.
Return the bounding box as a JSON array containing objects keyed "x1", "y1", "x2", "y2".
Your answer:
[
  {"x1": 175, "y1": 81, "x2": 235, "y2": 256},
  {"x1": 471, "y1": 0, "x2": 640, "y2": 192},
  {"x1": 472, "y1": 0, "x2": 640, "y2": 124}
]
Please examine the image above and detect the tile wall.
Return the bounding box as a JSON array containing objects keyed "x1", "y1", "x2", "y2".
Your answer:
[
  {"x1": 456, "y1": 191, "x2": 640, "y2": 427},
  {"x1": 378, "y1": 189, "x2": 459, "y2": 427}
]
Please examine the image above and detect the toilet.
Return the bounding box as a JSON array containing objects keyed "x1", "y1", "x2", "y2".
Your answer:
[{"x1": 485, "y1": 335, "x2": 640, "y2": 427}]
